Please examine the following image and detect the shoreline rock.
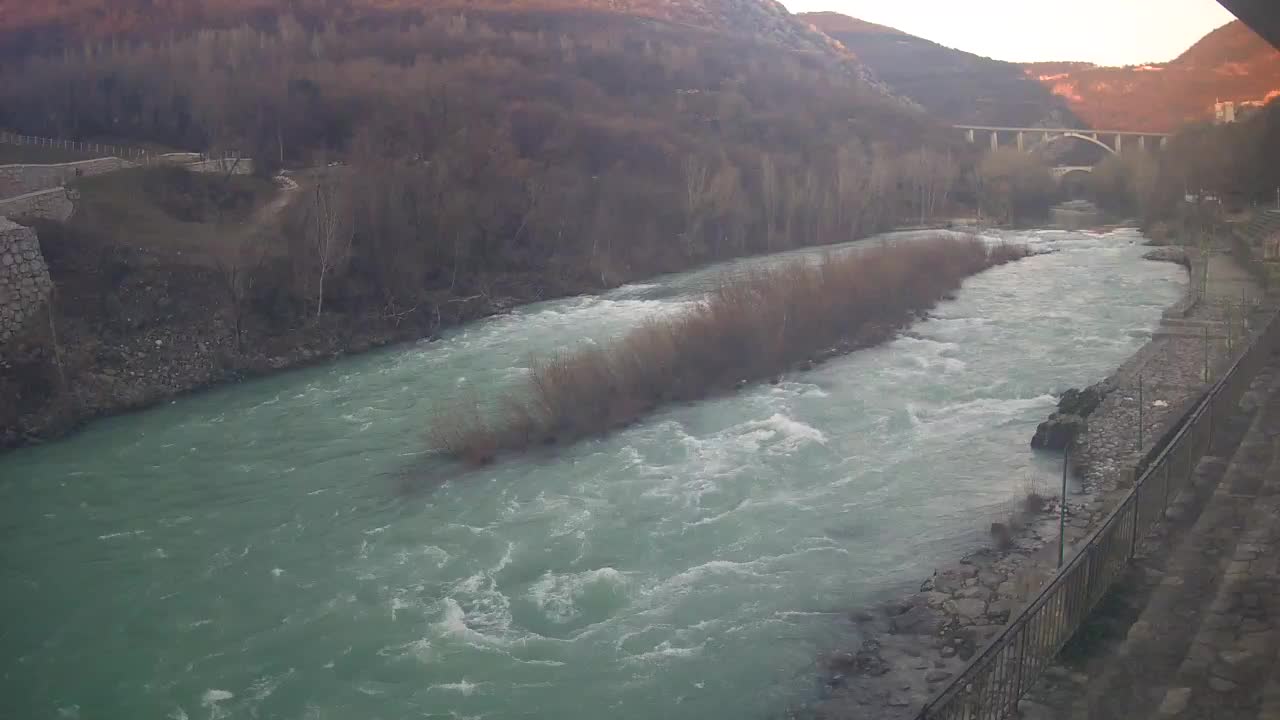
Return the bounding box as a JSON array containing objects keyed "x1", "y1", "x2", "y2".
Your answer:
[{"x1": 1030, "y1": 383, "x2": 1108, "y2": 450}]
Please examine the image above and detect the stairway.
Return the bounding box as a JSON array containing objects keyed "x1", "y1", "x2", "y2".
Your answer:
[{"x1": 1022, "y1": 344, "x2": 1280, "y2": 720}]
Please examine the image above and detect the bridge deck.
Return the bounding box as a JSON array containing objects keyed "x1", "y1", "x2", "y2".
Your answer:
[{"x1": 953, "y1": 125, "x2": 1174, "y2": 137}]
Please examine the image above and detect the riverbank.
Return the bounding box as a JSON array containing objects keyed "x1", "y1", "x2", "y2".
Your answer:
[
  {"x1": 0, "y1": 260, "x2": 579, "y2": 451},
  {"x1": 0, "y1": 223, "x2": 889, "y2": 452},
  {"x1": 809, "y1": 231, "x2": 1267, "y2": 718}
]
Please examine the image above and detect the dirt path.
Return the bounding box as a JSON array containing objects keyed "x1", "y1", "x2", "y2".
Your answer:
[{"x1": 246, "y1": 172, "x2": 300, "y2": 233}]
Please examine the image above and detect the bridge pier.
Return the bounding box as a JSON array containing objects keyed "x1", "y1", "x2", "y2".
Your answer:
[
  {"x1": 991, "y1": 131, "x2": 998, "y2": 151},
  {"x1": 1139, "y1": 136, "x2": 1146, "y2": 151},
  {"x1": 966, "y1": 128, "x2": 975, "y2": 143},
  {"x1": 1116, "y1": 134, "x2": 1123, "y2": 154},
  {"x1": 1017, "y1": 131, "x2": 1024, "y2": 152}
]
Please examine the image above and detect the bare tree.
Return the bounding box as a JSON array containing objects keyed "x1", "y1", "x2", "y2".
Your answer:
[
  {"x1": 304, "y1": 174, "x2": 354, "y2": 318},
  {"x1": 683, "y1": 155, "x2": 711, "y2": 256},
  {"x1": 901, "y1": 148, "x2": 959, "y2": 224},
  {"x1": 215, "y1": 229, "x2": 267, "y2": 353}
]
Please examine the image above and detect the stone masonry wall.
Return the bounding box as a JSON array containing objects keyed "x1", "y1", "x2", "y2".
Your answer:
[
  {"x1": 0, "y1": 157, "x2": 133, "y2": 199},
  {"x1": 0, "y1": 187, "x2": 74, "y2": 222},
  {"x1": 0, "y1": 218, "x2": 52, "y2": 344}
]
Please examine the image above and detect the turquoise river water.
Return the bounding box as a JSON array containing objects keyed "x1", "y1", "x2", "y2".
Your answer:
[{"x1": 0, "y1": 229, "x2": 1184, "y2": 720}]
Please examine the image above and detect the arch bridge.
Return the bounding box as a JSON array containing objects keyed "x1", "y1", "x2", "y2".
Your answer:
[
  {"x1": 954, "y1": 125, "x2": 1173, "y2": 155},
  {"x1": 956, "y1": 125, "x2": 1174, "y2": 180}
]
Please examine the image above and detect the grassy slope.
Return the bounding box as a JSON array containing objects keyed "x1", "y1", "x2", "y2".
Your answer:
[{"x1": 66, "y1": 167, "x2": 276, "y2": 264}]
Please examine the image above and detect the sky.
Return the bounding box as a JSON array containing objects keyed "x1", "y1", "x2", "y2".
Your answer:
[{"x1": 779, "y1": 0, "x2": 1238, "y2": 66}]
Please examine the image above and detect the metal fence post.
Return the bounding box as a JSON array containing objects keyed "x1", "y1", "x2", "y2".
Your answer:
[
  {"x1": 1137, "y1": 375, "x2": 1144, "y2": 453},
  {"x1": 1208, "y1": 391, "x2": 1217, "y2": 454},
  {"x1": 1059, "y1": 442, "x2": 1070, "y2": 568},
  {"x1": 1163, "y1": 458, "x2": 1172, "y2": 513},
  {"x1": 1204, "y1": 326, "x2": 1211, "y2": 382},
  {"x1": 1129, "y1": 484, "x2": 1141, "y2": 559}
]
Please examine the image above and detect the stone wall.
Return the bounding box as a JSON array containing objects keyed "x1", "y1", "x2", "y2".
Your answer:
[
  {"x1": 0, "y1": 218, "x2": 52, "y2": 344},
  {"x1": 0, "y1": 187, "x2": 74, "y2": 222},
  {"x1": 0, "y1": 157, "x2": 133, "y2": 199}
]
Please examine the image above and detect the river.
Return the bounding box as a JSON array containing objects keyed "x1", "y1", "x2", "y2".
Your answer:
[{"x1": 0, "y1": 228, "x2": 1184, "y2": 720}]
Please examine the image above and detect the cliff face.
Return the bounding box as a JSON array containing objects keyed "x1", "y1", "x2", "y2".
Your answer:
[{"x1": 1024, "y1": 20, "x2": 1280, "y2": 132}]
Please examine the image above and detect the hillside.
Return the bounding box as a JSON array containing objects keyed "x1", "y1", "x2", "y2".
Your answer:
[
  {"x1": 1024, "y1": 20, "x2": 1280, "y2": 132},
  {"x1": 0, "y1": 0, "x2": 849, "y2": 61},
  {"x1": 802, "y1": 11, "x2": 1081, "y2": 128}
]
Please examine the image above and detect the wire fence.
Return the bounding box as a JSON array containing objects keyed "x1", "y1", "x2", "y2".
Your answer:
[
  {"x1": 916, "y1": 309, "x2": 1280, "y2": 720},
  {"x1": 0, "y1": 131, "x2": 159, "y2": 163},
  {"x1": 0, "y1": 131, "x2": 241, "y2": 166}
]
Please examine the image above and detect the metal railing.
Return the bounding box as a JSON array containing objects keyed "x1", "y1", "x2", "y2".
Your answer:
[{"x1": 917, "y1": 310, "x2": 1280, "y2": 720}]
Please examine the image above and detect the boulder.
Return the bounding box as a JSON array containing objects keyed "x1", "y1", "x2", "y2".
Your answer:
[
  {"x1": 1057, "y1": 386, "x2": 1105, "y2": 418},
  {"x1": 1031, "y1": 413, "x2": 1084, "y2": 450}
]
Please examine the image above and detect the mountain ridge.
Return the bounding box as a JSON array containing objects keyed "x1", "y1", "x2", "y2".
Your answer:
[
  {"x1": 1022, "y1": 20, "x2": 1280, "y2": 131},
  {"x1": 801, "y1": 11, "x2": 1080, "y2": 129},
  {"x1": 0, "y1": 0, "x2": 845, "y2": 61}
]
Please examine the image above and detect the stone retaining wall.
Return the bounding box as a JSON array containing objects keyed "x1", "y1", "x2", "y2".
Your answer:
[
  {"x1": 0, "y1": 218, "x2": 52, "y2": 344},
  {"x1": 0, "y1": 157, "x2": 132, "y2": 199},
  {"x1": 0, "y1": 187, "x2": 74, "y2": 222}
]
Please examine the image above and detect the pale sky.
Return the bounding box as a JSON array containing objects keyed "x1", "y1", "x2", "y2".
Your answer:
[{"x1": 780, "y1": 0, "x2": 1239, "y2": 66}]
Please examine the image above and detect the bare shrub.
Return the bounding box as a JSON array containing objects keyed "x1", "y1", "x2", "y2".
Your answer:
[
  {"x1": 433, "y1": 234, "x2": 1028, "y2": 465},
  {"x1": 1020, "y1": 474, "x2": 1052, "y2": 514},
  {"x1": 987, "y1": 241, "x2": 1031, "y2": 266}
]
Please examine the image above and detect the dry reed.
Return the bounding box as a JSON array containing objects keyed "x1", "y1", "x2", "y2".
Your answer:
[{"x1": 432, "y1": 235, "x2": 1029, "y2": 465}]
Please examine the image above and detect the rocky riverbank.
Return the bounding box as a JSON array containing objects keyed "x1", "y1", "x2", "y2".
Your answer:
[
  {"x1": 0, "y1": 263, "x2": 570, "y2": 451},
  {"x1": 809, "y1": 236, "x2": 1266, "y2": 718}
]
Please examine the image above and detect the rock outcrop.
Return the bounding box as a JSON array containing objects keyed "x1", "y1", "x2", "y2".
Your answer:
[{"x1": 1031, "y1": 384, "x2": 1108, "y2": 450}]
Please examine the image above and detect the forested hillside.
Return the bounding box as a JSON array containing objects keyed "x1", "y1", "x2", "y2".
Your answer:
[
  {"x1": 0, "y1": 1, "x2": 996, "y2": 445},
  {"x1": 0, "y1": 2, "x2": 971, "y2": 306},
  {"x1": 0, "y1": 0, "x2": 851, "y2": 60}
]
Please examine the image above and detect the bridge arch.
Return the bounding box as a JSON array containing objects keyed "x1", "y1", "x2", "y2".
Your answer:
[{"x1": 1038, "y1": 132, "x2": 1117, "y2": 156}]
